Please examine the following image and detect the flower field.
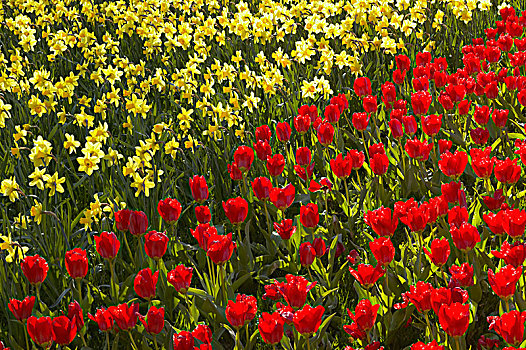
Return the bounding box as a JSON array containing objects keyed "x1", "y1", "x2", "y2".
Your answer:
[{"x1": 2, "y1": 0, "x2": 526, "y2": 348}]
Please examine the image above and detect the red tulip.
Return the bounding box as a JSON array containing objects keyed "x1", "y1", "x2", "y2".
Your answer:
[
  {"x1": 108, "y1": 303, "x2": 139, "y2": 331},
  {"x1": 300, "y1": 203, "x2": 318, "y2": 228},
  {"x1": 173, "y1": 331, "x2": 194, "y2": 350},
  {"x1": 495, "y1": 158, "x2": 521, "y2": 184},
  {"x1": 27, "y1": 316, "x2": 53, "y2": 347},
  {"x1": 474, "y1": 105, "x2": 491, "y2": 125},
  {"x1": 492, "y1": 241, "x2": 526, "y2": 268},
  {"x1": 195, "y1": 206, "x2": 211, "y2": 224},
  {"x1": 298, "y1": 105, "x2": 318, "y2": 121},
  {"x1": 458, "y1": 100, "x2": 471, "y2": 116},
  {"x1": 252, "y1": 177, "x2": 273, "y2": 201},
  {"x1": 470, "y1": 127, "x2": 490, "y2": 145},
  {"x1": 226, "y1": 294, "x2": 257, "y2": 329},
  {"x1": 363, "y1": 95, "x2": 378, "y2": 113},
  {"x1": 253, "y1": 140, "x2": 271, "y2": 161},
  {"x1": 317, "y1": 121, "x2": 334, "y2": 146},
  {"x1": 364, "y1": 207, "x2": 399, "y2": 237},
  {"x1": 369, "y1": 237, "x2": 395, "y2": 267},
  {"x1": 65, "y1": 248, "x2": 88, "y2": 280},
  {"x1": 381, "y1": 81, "x2": 397, "y2": 109},
  {"x1": 223, "y1": 197, "x2": 248, "y2": 225},
  {"x1": 157, "y1": 198, "x2": 182, "y2": 224},
  {"x1": 206, "y1": 232, "x2": 235, "y2": 265},
  {"x1": 276, "y1": 122, "x2": 292, "y2": 142},
  {"x1": 488, "y1": 265, "x2": 522, "y2": 300},
  {"x1": 352, "y1": 112, "x2": 369, "y2": 131},
  {"x1": 140, "y1": 306, "x2": 165, "y2": 335},
  {"x1": 191, "y1": 224, "x2": 218, "y2": 250},
  {"x1": 189, "y1": 175, "x2": 209, "y2": 203},
  {"x1": 448, "y1": 205, "x2": 468, "y2": 229},
  {"x1": 348, "y1": 150, "x2": 365, "y2": 169},
  {"x1": 278, "y1": 274, "x2": 316, "y2": 309},
  {"x1": 345, "y1": 299, "x2": 379, "y2": 334},
  {"x1": 68, "y1": 300, "x2": 84, "y2": 330},
  {"x1": 411, "y1": 91, "x2": 432, "y2": 116},
  {"x1": 255, "y1": 125, "x2": 271, "y2": 143},
  {"x1": 424, "y1": 238, "x2": 450, "y2": 267},
  {"x1": 492, "y1": 109, "x2": 509, "y2": 128},
  {"x1": 438, "y1": 139, "x2": 452, "y2": 154},
  {"x1": 402, "y1": 115, "x2": 418, "y2": 135},
  {"x1": 259, "y1": 312, "x2": 284, "y2": 345},
  {"x1": 168, "y1": 265, "x2": 193, "y2": 293},
  {"x1": 370, "y1": 153, "x2": 389, "y2": 176},
  {"x1": 348, "y1": 264, "x2": 385, "y2": 289},
  {"x1": 115, "y1": 209, "x2": 132, "y2": 231},
  {"x1": 471, "y1": 154, "x2": 494, "y2": 179},
  {"x1": 354, "y1": 77, "x2": 372, "y2": 97},
  {"x1": 274, "y1": 219, "x2": 296, "y2": 240},
  {"x1": 330, "y1": 153, "x2": 352, "y2": 179},
  {"x1": 502, "y1": 209, "x2": 526, "y2": 238},
  {"x1": 389, "y1": 119, "x2": 404, "y2": 139},
  {"x1": 483, "y1": 190, "x2": 505, "y2": 211},
  {"x1": 438, "y1": 303, "x2": 470, "y2": 337},
  {"x1": 487, "y1": 311, "x2": 526, "y2": 346},
  {"x1": 439, "y1": 151, "x2": 468, "y2": 178},
  {"x1": 450, "y1": 222, "x2": 480, "y2": 252},
  {"x1": 293, "y1": 304, "x2": 325, "y2": 336},
  {"x1": 134, "y1": 268, "x2": 159, "y2": 300},
  {"x1": 144, "y1": 230, "x2": 168, "y2": 260},
  {"x1": 267, "y1": 154, "x2": 285, "y2": 177},
  {"x1": 270, "y1": 184, "x2": 295, "y2": 211},
  {"x1": 449, "y1": 263, "x2": 474, "y2": 287},
  {"x1": 294, "y1": 114, "x2": 311, "y2": 134},
  {"x1": 8, "y1": 296, "x2": 35, "y2": 322},
  {"x1": 234, "y1": 145, "x2": 254, "y2": 172},
  {"x1": 295, "y1": 147, "x2": 311, "y2": 167},
  {"x1": 94, "y1": 231, "x2": 120, "y2": 261},
  {"x1": 422, "y1": 114, "x2": 442, "y2": 136},
  {"x1": 396, "y1": 54, "x2": 411, "y2": 71},
  {"x1": 313, "y1": 237, "x2": 326, "y2": 257},
  {"x1": 404, "y1": 204, "x2": 430, "y2": 233},
  {"x1": 324, "y1": 104, "x2": 340, "y2": 124},
  {"x1": 21, "y1": 255, "x2": 48, "y2": 286},
  {"x1": 52, "y1": 315, "x2": 77, "y2": 345},
  {"x1": 299, "y1": 242, "x2": 316, "y2": 267},
  {"x1": 129, "y1": 210, "x2": 148, "y2": 236},
  {"x1": 88, "y1": 307, "x2": 113, "y2": 332},
  {"x1": 393, "y1": 69, "x2": 406, "y2": 84}
]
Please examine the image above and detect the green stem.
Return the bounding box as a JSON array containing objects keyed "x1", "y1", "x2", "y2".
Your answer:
[
  {"x1": 109, "y1": 259, "x2": 117, "y2": 302},
  {"x1": 455, "y1": 336, "x2": 460, "y2": 350},
  {"x1": 344, "y1": 177, "x2": 351, "y2": 221},
  {"x1": 221, "y1": 264, "x2": 227, "y2": 305},
  {"x1": 246, "y1": 324, "x2": 250, "y2": 346},
  {"x1": 306, "y1": 335, "x2": 311, "y2": 350},
  {"x1": 154, "y1": 337, "x2": 159, "y2": 350},
  {"x1": 106, "y1": 332, "x2": 110, "y2": 350},
  {"x1": 24, "y1": 326, "x2": 29, "y2": 350},
  {"x1": 128, "y1": 331, "x2": 138, "y2": 350},
  {"x1": 77, "y1": 279, "x2": 82, "y2": 302}
]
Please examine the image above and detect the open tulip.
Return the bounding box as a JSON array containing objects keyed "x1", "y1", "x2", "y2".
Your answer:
[
  {"x1": 364, "y1": 207, "x2": 398, "y2": 237},
  {"x1": 278, "y1": 274, "x2": 316, "y2": 309},
  {"x1": 226, "y1": 294, "x2": 257, "y2": 329},
  {"x1": 108, "y1": 303, "x2": 139, "y2": 331},
  {"x1": 488, "y1": 265, "x2": 522, "y2": 300},
  {"x1": 488, "y1": 311, "x2": 526, "y2": 346},
  {"x1": 9, "y1": 296, "x2": 35, "y2": 322},
  {"x1": 270, "y1": 184, "x2": 295, "y2": 212},
  {"x1": 88, "y1": 308, "x2": 114, "y2": 332},
  {"x1": 167, "y1": 265, "x2": 193, "y2": 293},
  {"x1": 259, "y1": 312, "x2": 284, "y2": 345},
  {"x1": 293, "y1": 304, "x2": 325, "y2": 336},
  {"x1": 173, "y1": 331, "x2": 194, "y2": 350},
  {"x1": 140, "y1": 306, "x2": 165, "y2": 335},
  {"x1": 492, "y1": 241, "x2": 526, "y2": 268},
  {"x1": 349, "y1": 264, "x2": 385, "y2": 289},
  {"x1": 345, "y1": 299, "x2": 380, "y2": 334},
  {"x1": 134, "y1": 268, "x2": 159, "y2": 300},
  {"x1": 369, "y1": 237, "x2": 395, "y2": 267},
  {"x1": 206, "y1": 233, "x2": 235, "y2": 265}
]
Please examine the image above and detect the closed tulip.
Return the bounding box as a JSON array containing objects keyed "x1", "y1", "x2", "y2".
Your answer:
[
  {"x1": 134, "y1": 268, "x2": 159, "y2": 300},
  {"x1": 450, "y1": 222, "x2": 480, "y2": 252},
  {"x1": 144, "y1": 231, "x2": 168, "y2": 260},
  {"x1": 173, "y1": 331, "x2": 194, "y2": 350},
  {"x1": 369, "y1": 237, "x2": 395, "y2": 267},
  {"x1": 128, "y1": 210, "x2": 148, "y2": 236},
  {"x1": 189, "y1": 175, "x2": 209, "y2": 203},
  {"x1": 300, "y1": 203, "x2": 319, "y2": 228},
  {"x1": 206, "y1": 232, "x2": 235, "y2": 265},
  {"x1": 52, "y1": 315, "x2": 77, "y2": 346},
  {"x1": 114, "y1": 209, "x2": 132, "y2": 231},
  {"x1": 234, "y1": 145, "x2": 254, "y2": 172},
  {"x1": 88, "y1": 307, "x2": 114, "y2": 332},
  {"x1": 370, "y1": 153, "x2": 389, "y2": 176},
  {"x1": 354, "y1": 77, "x2": 372, "y2": 97},
  {"x1": 157, "y1": 198, "x2": 182, "y2": 224},
  {"x1": 226, "y1": 294, "x2": 257, "y2": 329},
  {"x1": 252, "y1": 177, "x2": 273, "y2": 201},
  {"x1": 21, "y1": 255, "x2": 48, "y2": 286},
  {"x1": 223, "y1": 197, "x2": 248, "y2": 225},
  {"x1": 317, "y1": 121, "x2": 334, "y2": 146},
  {"x1": 438, "y1": 303, "x2": 470, "y2": 337},
  {"x1": 267, "y1": 154, "x2": 285, "y2": 177},
  {"x1": 270, "y1": 184, "x2": 295, "y2": 212},
  {"x1": 27, "y1": 316, "x2": 53, "y2": 348},
  {"x1": 299, "y1": 242, "x2": 316, "y2": 267},
  {"x1": 424, "y1": 238, "x2": 450, "y2": 267},
  {"x1": 94, "y1": 232, "x2": 120, "y2": 261},
  {"x1": 276, "y1": 122, "x2": 291, "y2": 143},
  {"x1": 195, "y1": 206, "x2": 211, "y2": 224},
  {"x1": 140, "y1": 306, "x2": 165, "y2": 335},
  {"x1": 65, "y1": 248, "x2": 88, "y2": 280}
]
